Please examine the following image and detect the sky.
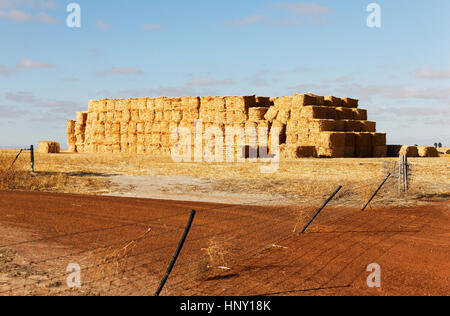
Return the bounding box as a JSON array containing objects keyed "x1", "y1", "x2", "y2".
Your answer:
[{"x1": 0, "y1": 0, "x2": 449, "y2": 148}]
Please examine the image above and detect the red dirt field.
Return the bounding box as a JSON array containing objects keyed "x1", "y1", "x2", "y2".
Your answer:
[{"x1": 0, "y1": 190, "x2": 448, "y2": 296}]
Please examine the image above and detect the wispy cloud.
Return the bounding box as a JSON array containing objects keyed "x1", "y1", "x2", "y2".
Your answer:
[
  {"x1": 272, "y1": 2, "x2": 334, "y2": 25},
  {"x1": 5, "y1": 91, "x2": 39, "y2": 103},
  {"x1": 97, "y1": 20, "x2": 111, "y2": 30},
  {"x1": 0, "y1": 0, "x2": 57, "y2": 23},
  {"x1": 17, "y1": 58, "x2": 53, "y2": 69},
  {"x1": 141, "y1": 23, "x2": 164, "y2": 31},
  {"x1": 0, "y1": 8, "x2": 57, "y2": 23},
  {"x1": 187, "y1": 77, "x2": 234, "y2": 86},
  {"x1": 230, "y1": 15, "x2": 263, "y2": 27},
  {"x1": 414, "y1": 68, "x2": 450, "y2": 80},
  {"x1": 0, "y1": 65, "x2": 15, "y2": 76},
  {"x1": 95, "y1": 67, "x2": 145, "y2": 76},
  {"x1": 0, "y1": 105, "x2": 29, "y2": 119}
]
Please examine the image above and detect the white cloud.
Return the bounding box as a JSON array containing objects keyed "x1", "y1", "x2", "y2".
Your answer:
[
  {"x1": 414, "y1": 68, "x2": 450, "y2": 80},
  {"x1": 95, "y1": 67, "x2": 145, "y2": 76},
  {"x1": 273, "y1": 2, "x2": 333, "y2": 15},
  {"x1": 142, "y1": 23, "x2": 164, "y2": 31},
  {"x1": 17, "y1": 58, "x2": 53, "y2": 69},
  {"x1": 0, "y1": 105, "x2": 28, "y2": 118}
]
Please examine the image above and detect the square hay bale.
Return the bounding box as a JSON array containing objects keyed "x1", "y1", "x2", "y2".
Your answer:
[
  {"x1": 154, "y1": 97, "x2": 165, "y2": 111},
  {"x1": 300, "y1": 106, "x2": 328, "y2": 119},
  {"x1": 117, "y1": 99, "x2": 131, "y2": 111},
  {"x1": 248, "y1": 107, "x2": 268, "y2": 121},
  {"x1": 335, "y1": 107, "x2": 355, "y2": 120},
  {"x1": 320, "y1": 132, "x2": 346, "y2": 149},
  {"x1": 345, "y1": 145, "x2": 355, "y2": 157},
  {"x1": 334, "y1": 120, "x2": 346, "y2": 131},
  {"x1": 131, "y1": 110, "x2": 140, "y2": 122},
  {"x1": 319, "y1": 146, "x2": 345, "y2": 158},
  {"x1": 76, "y1": 112, "x2": 88, "y2": 124},
  {"x1": 154, "y1": 111, "x2": 163, "y2": 121},
  {"x1": 171, "y1": 97, "x2": 182, "y2": 111},
  {"x1": 309, "y1": 119, "x2": 336, "y2": 132},
  {"x1": 106, "y1": 111, "x2": 114, "y2": 122},
  {"x1": 146, "y1": 98, "x2": 155, "y2": 110},
  {"x1": 255, "y1": 97, "x2": 271, "y2": 107},
  {"x1": 399, "y1": 146, "x2": 419, "y2": 157},
  {"x1": 361, "y1": 121, "x2": 376, "y2": 132},
  {"x1": 324, "y1": 96, "x2": 343, "y2": 107},
  {"x1": 97, "y1": 100, "x2": 107, "y2": 112},
  {"x1": 341, "y1": 97, "x2": 359, "y2": 108},
  {"x1": 106, "y1": 99, "x2": 116, "y2": 111},
  {"x1": 37, "y1": 141, "x2": 60, "y2": 154},
  {"x1": 344, "y1": 120, "x2": 362, "y2": 132},
  {"x1": 88, "y1": 100, "x2": 98, "y2": 113},
  {"x1": 353, "y1": 109, "x2": 368, "y2": 120},
  {"x1": 296, "y1": 146, "x2": 317, "y2": 158},
  {"x1": 373, "y1": 146, "x2": 387, "y2": 158},
  {"x1": 354, "y1": 133, "x2": 373, "y2": 157},
  {"x1": 122, "y1": 109, "x2": 131, "y2": 122},
  {"x1": 372, "y1": 133, "x2": 386, "y2": 146},
  {"x1": 264, "y1": 107, "x2": 279, "y2": 122},
  {"x1": 181, "y1": 97, "x2": 200, "y2": 111},
  {"x1": 225, "y1": 96, "x2": 256, "y2": 112},
  {"x1": 214, "y1": 111, "x2": 227, "y2": 123},
  {"x1": 276, "y1": 108, "x2": 290, "y2": 124},
  {"x1": 292, "y1": 93, "x2": 322, "y2": 106},
  {"x1": 67, "y1": 120, "x2": 76, "y2": 134},
  {"x1": 417, "y1": 146, "x2": 439, "y2": 157}
]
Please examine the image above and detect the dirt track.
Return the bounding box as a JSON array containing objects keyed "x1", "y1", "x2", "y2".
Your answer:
[{"x1": 0, "y1": 190, "x2": 448, "y2": 296}]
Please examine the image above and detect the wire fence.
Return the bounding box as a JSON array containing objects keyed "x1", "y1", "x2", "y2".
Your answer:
[{"x1": 0, "y1": 161, "x2": 427, "y2": 296}]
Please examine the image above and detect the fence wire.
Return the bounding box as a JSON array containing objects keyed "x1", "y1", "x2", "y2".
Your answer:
[{"x1": 0, "y1": 166, "x2": 431, "y2": 296}]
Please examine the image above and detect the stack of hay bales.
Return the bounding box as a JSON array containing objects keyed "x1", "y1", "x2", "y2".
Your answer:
[
  {"x1": 418, "y1": 146, "x2": 439, "y2": 157},
  {"x1": 37, "y1": 141, "x2": 60, "y2": 154},
  {"x1": 67, "y1": 92, "x2": 389, "y2": 159}
]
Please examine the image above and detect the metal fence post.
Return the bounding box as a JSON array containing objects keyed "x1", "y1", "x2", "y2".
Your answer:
[
  {"x1": 30, "y1": 145, "x2": 35, "y2": 173},
  {"x1": 154, "y1": 210, "x2": 196, "y2": 296},
  {"x1": 362, "y1": 173, "x2": 391, "y2": 211},
  {"x1": 301, "y1": 186, "x2": 343, "y2": 234}
]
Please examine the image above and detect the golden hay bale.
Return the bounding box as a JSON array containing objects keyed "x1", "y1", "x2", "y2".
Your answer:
[
  {"x1": 256, "y1": 97, "x2": 271, "y2": 107},
  {"x1": 225, "y1": 96, "x2": 256, "y2": 112},
  {"x1": 264, "y1": 106, "x2": 279, "y2": 122},
  {"x1": 88, "y1": 100, "x2": 98, "y2": 113},
  {"x1": 360, "y1": 121, "x2": 376, "y2": 132},
  {"x1": 76, "y1": 112, "x2": 88, "y2": 124},
  {"x1": 354, "y1": 133, "x2": 373, "y2": 157},
  {"x1": 353, "y1": 109, "x2": 368, "y2": 120},
  {"x1": 417, "y1": 146, "x2": 439, "y2": 157},
  {"x1": 399, "y1": 146, "x2": 419, "y2": 157},
  {"x1": 334, "y1": 120, "x2": 346, "y2": 131},
  {"x1": 276, "y1": 108, "x2": 290, "y2": 124},
  {"x1": 324, "y1": 96, "x2": 342, "y2": 107},
  {"x1": 318, "y1": 146, "x2": 345, "y2": 158},
  {"x1": 300, "y1": 106, "x2": 328, "y2": 119},
  {"x1": 37, "y1": 141, "x2": 60, "y2": 154},
  {"x1": 67, "y1": 120, "x2": 76, "y2": 134},
  {"x1": 335, "y1": 107, "x2": 355, "y2": 120},
  {"x1": 344, "y1": 120, "x2": 361, "y2": 132},
  {"x1": 106, "y1": 99, "x2": 116, "y2": 111},
  {"x1": 309, "y1": 119, "x2": 336, "y2": 132},
  {"x1": 292, "y1": 93, "x2": 321, "y2": 106},
  {"x1": 341, "y1": 97, "x2": 359, "y2": 108},
  {"x1": 372, "y1": 133, "x2": 386, "y2": 146},
  {"x1": 373, "y1": 146, "x2": 387, "y2": 158},
  {"x1": 248, "y1": 107, "x2": 268, "y2": 121},
  {"x1": 319, "y1": 132, "x2": 346, "y2": 150}
]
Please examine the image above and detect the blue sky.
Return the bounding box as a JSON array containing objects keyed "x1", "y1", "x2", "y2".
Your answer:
[{"x1": 0, "y1": 0, "x2": 449, "y2": 148}]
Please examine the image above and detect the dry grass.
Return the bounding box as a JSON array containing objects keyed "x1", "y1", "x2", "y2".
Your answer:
[
  {"x1": 0, "y1": 149, "x2": 449, "y2": 207},
  {"x1": 0, "y1": 151, "x2": 111, "y2": 194}
]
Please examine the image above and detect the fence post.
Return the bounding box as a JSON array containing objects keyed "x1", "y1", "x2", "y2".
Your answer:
[
  {"x1": 301, "y1": 186, "x2": 343, "y2": 234},
  {"x1": 403, "y1": 155, "x2": 408, "y2": 192},
  {"x1": 362, "y1": 173, "x2": 391, "y2": 211},
  {"x1": 30, "y1": 145, "x2": 35, "y2": 173},
  {"x1": 9, "y1": 149, "x2": 23, "y2": 170},
  {"x1": 154, "y1": 210, "x2": 196, "y2": 296}
]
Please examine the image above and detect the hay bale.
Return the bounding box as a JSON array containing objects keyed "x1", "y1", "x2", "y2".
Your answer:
[
  {"x1": 353, "y1": 109, "x2": 368, "y2": 120},
  {"x1": 76, "y1": 112, "x2": 88, "y2": 124},
  {"x1": 344, "y1": 120, "x2": 361, "y2": 132},
  {"x1": 354, "y1": 133, "x2": 373, "y2": 157},
  {"x1": 248, "y1": 107, "x2": 268, "y2": 121},
  {"x1": 399, "y1": 146, "x2": 419, "y2": 157},
  {"x1": 341, "y1": 98, "x2": 359, "y2": 108},
  {"x1": 372, "y1": 133, "x2": 386, "y2": 146},
  {"x1": 320, "y1": 132, "x2": 346, "y2": 149},
  {"x1": 373, "y1": 146, "x2": 387, "y2": 158},
  {"x1": 255, "y1": 97, "x2": 271, "y2": 107},
  {"x1": 264, "y1": 106, "x2": 279, "y2": 122},
  {"x1": 37, "y1": 141, "x2": 60, "y2": 154},
  {"x1": 292, "y1": 93, "x2": 321, "y2": 106},
  {"x1": 318, "y1": 146, "x2": 345, "y2": 158},
  {"x1": 300, "y1": 106, "x2": 328, "y2": 119},
  {"x1": 335, "y1": 107, "x2": 355, "y2": 120},
  {"x1": 417, "y1": 146, "x2": 439, "y2": 157},
  {"x1": 324, "y1": 96, "x2": 342, "y2": 107},
  {"x1": 361, "y1": 121, "x2": 376, "y2": 132},
  {"x1": 309, "y1": 119, "x2": 336, "y2": 132},
  {"x1": 387, "y1": 145, "x2": 402, "y2": 157}
]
